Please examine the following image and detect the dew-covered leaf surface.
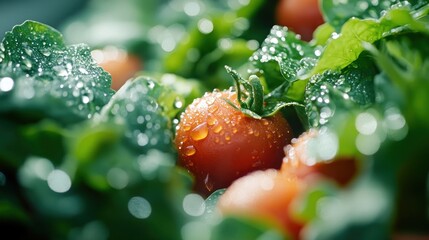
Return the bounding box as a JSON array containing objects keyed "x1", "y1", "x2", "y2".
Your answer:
[
  {"x1": 305, "y1": 54, "x2": 377, "y2": 127},
  {"x1": 0, "y1": 20, "x2": 114, "y2": 124},
  {"x1": 322, "y1": 0, "x2": 429, "y2": 31},
  {"x1": 96, "y1": 76, "x2": 178, "y2": 154},
  {"x1": 250, "y1": 25, "x2": 320, "y2": 92},
  {"x1": 313, "y1": 4, "x2": 429, "y2": 75}
]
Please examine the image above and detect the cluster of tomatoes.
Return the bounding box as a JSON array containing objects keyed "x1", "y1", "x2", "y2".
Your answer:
[
  {"x1": 174, "y1": 87, "x2": 359, "y2": 239},
  {"x1": 97, "y1": 1, "x2": 327, "y2": 238}
]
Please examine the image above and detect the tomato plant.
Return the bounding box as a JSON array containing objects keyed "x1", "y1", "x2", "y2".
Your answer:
[
  {"x1": 217, "y1": 169, "x2": 306, "y2": 240},
  {"x1": 282, "y1": 129, "x2": 359, "y2": 186},
  {"x1": 275, "y1": 0, "x2": 325, "y2": 41},
  {"x1": 175, "y1": 88, "x2": 293, "y2": 196}
]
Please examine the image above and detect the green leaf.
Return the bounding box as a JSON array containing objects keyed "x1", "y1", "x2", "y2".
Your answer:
[
  {"x1": 96, "y1": 76, "x2": 176, "y2": 154},
  {"x1": 250, "y1": 25, "x2": 319, "y2": 92},
  {"x1": 137, "y1": 72, "x2": 208, "y2": 113},
  {"x1": 312, "y1": 6, "x2": 429, "y2": 75},
  {"x1": 204, "y1": 188, "x2": 226, "y2": 217},
  {"x1": 305, "y1": 54, "x2": 377, "y2": 127},
  {"x1": 366, "y1": 32, "x2": 429, "y2": 127},
  {"x1": 321, "y1": 0, "x2": 429, "y2": 31},
  {"x1": 0, "y1": 21, "x2": 114, "y2": 124}
]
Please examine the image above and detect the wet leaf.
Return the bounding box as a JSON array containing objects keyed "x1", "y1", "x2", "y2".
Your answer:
[
  {"x1": 250, "y1": 25, "x2": 319, "y2": 93},
  {"x1": 322, "y1": 0, "x2": 429, "y2": 31},
  {"x1": 305, "y1": 54, "x2": 377, "y2": 127},
  {"x1": 0, "y1": 20, "x2": 114, "y2": 124},
  {"x1": 96, "y1": 76, "x2": 177, "y2": 154},
  {"x1": 312, "y1": 5, "x2": 429, "y2": 75}
]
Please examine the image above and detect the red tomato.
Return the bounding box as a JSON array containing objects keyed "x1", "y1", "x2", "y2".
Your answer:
[
  {"x1": 91, "y1": 46, "x2": 142, "y2": 91},
  {"x1": 175, "y1": 89, "x2": 293, "y2": 197},
  {"x1": 282, "y1": 129, "x2": 359, "y2": 186},
  {"x1": 218, "y1": 169, "x2": 305, "y2": 239},
  {"x1": 275, "y1": 0, "x2": 325, "y2": 41}
]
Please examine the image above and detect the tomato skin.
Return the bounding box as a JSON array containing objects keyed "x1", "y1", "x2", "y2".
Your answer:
[
  {"x1": 175, "y1": 89, "x2": 293, "y2": 197},
  {"x1": 282, "y1": 129, "x2": 359, "y2": 186},
  {"x1": 92, "y1": 47, "x2": 142, "y2": 91},
  {"x1": 275, "y1": 0, "x2": 325, "y2": 41},
  {"x1": 218, "y1": 130, "x2": 359, "y2": 239},
  {"x1": 218, "y1": 169, "x2": 305, "y2": 239}
]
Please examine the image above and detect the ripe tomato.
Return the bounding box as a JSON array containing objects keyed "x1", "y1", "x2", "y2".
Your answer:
[
  {"x1": 175, "y1": 89, "x2": 293, "y2": 197},
  {"x1": 217, "y1": 130, "x2": 359, "y2": 239},
  {"x1": 275, "y1": 0, "x2": 325, "y2": 41},
  {"x1": 282, "y1": 129, "x2": 359, "y2": 186},
  {"x1": 91, "y1": 46, "x2": 142, "y2": 91},
  {"x1": 217, "y1": 169, "x2": 305, "y2": 239}
]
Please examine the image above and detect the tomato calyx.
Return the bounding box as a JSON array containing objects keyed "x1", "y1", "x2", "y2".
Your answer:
[{"x1": 225, "y1": 65, "x2": 302, "y2": 119}]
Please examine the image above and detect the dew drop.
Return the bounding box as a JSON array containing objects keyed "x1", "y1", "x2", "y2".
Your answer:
[
  {"x1": 207, "y1": 115, "x2": 218, "y2": 126},
  {"x1": 225, "y1": 134, "x2": 231, "y2": 141},
  {"x1": 190, "y1": 122, "x2": 208, "y2": 141},
  {"x1": 185, "y1": 145, "x2": 196, "y2": 156},
  {"x1": 22, "y1": 58, "x2": 33, "y2": 70},
  {"x1": 183, "y1": 124, "x2": 192, "y2": 131},
  {"x1": 40, "y1": 48, "x2": 51, "y2": 57},
  {"x1": 81, "y1": 89, "x2": 94, "y2": 104},
  {"x1": 213, "y1": 124, "x2": 223, "y2": 133},
  {"x1": 205, "y1": 96, "x2": 216, "y2": 105},
  {"x1": 262, "y1": 119, "x2": 269, "y2": 126},
  {"x1": 78, "y1": 67, "x2": 89, "y2": 74},
  {"x1": 208, "y1": 104, "x2": 219, "y2": 113},
  {"x1": 54, "y1": 66, "x2": 68, "y2": 77}
]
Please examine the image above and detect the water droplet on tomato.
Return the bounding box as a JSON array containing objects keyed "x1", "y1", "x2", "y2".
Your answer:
[
  {"x1": 225, "y1": 134, "x2": 231, "y2": 141},
  {"x1": 262, "y1": 119, "x2": 269, "y2": 126},
  {"x1": 207, "y1": 115, "x2": 218, "y2": 126},
  {"x1": 185, "y1": 145, "x2": 196, "y2": 156},
  {"x1": 213, "y1": 124, "x2": 223, "y2": 133},
  {"x1": 205, "y1": 95, "x2": 215, "y2": 105},
  {"x1": 208, "y1": 104, "x2": 219, "y2": 113},
  {"x1": 183, "y1": 124, "x2": 192, "y2": 131},
  {"x1": 190, "y1": 122, "x2": 208, "y2": 141}
]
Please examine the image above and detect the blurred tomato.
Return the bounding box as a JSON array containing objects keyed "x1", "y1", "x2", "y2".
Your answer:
[
  {"x1": 282, "y1": 129, "x2": 359, "y2": 187},
  {"x1": 275, "y1": 0, "x2": 325, "y2": 41},
  {"x1": 218, "y1": 169, "x2": 306, "y2": 239},
  {"x1": 91, "y1": 46, "x2": 142, "y2": 90}
]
